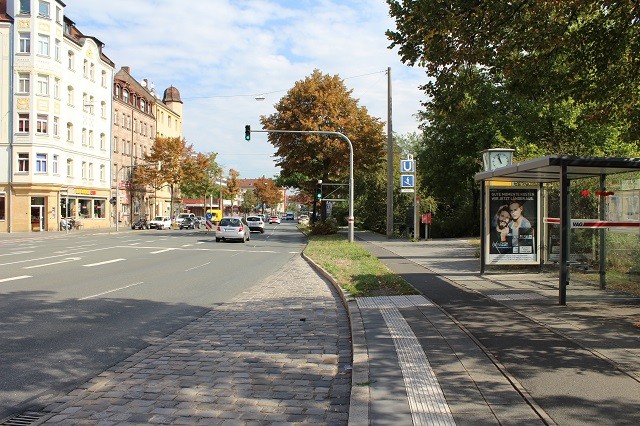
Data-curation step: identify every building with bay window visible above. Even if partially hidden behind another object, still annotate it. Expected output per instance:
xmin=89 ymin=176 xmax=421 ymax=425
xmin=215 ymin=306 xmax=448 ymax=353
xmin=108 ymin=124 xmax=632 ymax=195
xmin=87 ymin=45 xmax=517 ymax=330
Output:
xmin=0 ymin=0 xmax=115 ymax=232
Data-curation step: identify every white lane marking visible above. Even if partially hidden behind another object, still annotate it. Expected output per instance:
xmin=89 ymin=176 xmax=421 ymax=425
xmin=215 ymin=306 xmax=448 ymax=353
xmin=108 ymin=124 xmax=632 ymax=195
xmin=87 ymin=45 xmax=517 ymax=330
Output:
xmin=83 ymin=258 xmax=125 ymax=267
xmin=185 ymin=262 xmax=210 ymax=271
xmin=79 ymin=281 xmax=144 ymax=300
xmin=0 ymin=275 xmax=32 ymax=283
xmin=129 ymin=242 xmax=141 ymax=246
xmin=150 ymin=248 xmax=175 ymax=254
xmin=24 ymin=257 xmax=81 ymax=269
xmin=0 ymin=251 xmax=34 ymax=257
xmin=0 ymin=246 xmax=112 ymax=267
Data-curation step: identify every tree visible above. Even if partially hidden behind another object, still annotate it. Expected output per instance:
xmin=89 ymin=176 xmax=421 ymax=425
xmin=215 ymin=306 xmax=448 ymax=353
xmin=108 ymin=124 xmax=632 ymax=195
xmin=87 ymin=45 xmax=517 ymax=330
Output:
xmin=144 ymin=136 xmax=194 ymax=221
xmin=260 ymin=69 xmax=386 ymax=221
xmin=253 ymin=176 xmax=283 ymax=215
xmin=180 ymin=152 xmax=221 ymax=212
xmin=225 ymin=169 xmax=241 ymax=213
xmin=240 ymin=189 xmax=257 ymax=213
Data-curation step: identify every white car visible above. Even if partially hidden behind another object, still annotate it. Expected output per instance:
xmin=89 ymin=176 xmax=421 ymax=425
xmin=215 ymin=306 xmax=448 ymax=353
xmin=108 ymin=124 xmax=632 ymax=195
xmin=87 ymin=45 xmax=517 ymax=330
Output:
xmin=175 ymin=213 xmax=195 ymax=225
xmin=245 ymin=216 xmax=265 ymax=233
xmin=149 ymin=216 xmax=171 ymax=229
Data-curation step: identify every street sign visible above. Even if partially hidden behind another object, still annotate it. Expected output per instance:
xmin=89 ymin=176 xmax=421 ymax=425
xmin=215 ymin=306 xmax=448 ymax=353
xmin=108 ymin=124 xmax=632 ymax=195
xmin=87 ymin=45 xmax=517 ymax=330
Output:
xmin=400 ymin=174 xmax=414 ymax=188
xmin=205 ymin=212 xmax=212 ymax=221
xmin=400 ymin=156 xmax=415 ymax=173
xmin=400 ymin=188 xmax=415 ymax=193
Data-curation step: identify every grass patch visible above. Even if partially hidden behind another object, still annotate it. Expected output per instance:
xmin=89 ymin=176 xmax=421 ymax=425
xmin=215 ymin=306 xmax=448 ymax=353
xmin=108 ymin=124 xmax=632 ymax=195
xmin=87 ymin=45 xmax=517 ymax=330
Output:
xmin=304 ymin=234 xmax=417 ymax=297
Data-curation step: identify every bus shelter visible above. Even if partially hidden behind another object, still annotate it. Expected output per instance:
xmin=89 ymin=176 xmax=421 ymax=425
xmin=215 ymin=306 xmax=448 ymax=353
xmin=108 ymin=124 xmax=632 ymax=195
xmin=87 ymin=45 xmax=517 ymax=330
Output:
xmin=475 ymin=155 xmax=640 ymax=305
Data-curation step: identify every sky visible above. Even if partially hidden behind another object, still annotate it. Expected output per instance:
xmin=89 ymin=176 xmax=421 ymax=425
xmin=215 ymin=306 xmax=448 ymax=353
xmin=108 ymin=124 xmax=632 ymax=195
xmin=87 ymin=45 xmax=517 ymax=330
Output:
xmin=64 ymin=0 xmax=428 ymax=179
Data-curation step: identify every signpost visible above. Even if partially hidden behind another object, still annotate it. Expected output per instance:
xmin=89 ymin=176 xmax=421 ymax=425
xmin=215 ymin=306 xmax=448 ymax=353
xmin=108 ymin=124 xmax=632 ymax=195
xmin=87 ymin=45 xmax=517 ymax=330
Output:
xmin=400 ymin=155 xmax=417 ymax=239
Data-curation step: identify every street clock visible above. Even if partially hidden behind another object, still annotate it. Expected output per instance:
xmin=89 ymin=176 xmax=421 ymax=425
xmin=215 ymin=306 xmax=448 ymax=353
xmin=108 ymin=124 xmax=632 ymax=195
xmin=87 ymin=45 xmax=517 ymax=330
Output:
xmin=482 ymin=148 xmax=515 ymax=171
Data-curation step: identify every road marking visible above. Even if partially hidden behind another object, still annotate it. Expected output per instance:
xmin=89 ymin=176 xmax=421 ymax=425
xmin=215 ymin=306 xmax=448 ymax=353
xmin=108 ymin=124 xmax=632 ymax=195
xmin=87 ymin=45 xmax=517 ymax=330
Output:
xmin=83 ymin=258 xmax=125 ymax=267
xmin=24 ymin=257 xmax=81 ymax=269
xmin=79 ymin=281 xmax=144 ymax=300
xmin=185 ymin=262 xmax=210 ymax=271
xmin=0 ymin=250 xmax=34 ymax=257
xmin=150 ymin=248 xmax=175 ymax=254
xmin=0 ymin=275 xmax=32 ymax=283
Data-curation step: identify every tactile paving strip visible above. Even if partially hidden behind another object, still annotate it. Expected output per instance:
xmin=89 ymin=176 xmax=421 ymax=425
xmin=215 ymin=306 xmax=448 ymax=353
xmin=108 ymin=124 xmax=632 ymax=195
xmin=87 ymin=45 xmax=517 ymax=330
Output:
xmin=357 ymin=296 xmax=455 ymax=426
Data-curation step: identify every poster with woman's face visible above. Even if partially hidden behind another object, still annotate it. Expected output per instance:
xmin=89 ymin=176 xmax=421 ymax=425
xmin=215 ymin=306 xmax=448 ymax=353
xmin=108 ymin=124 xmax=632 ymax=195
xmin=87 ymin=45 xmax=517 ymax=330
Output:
xmin=486 ymin=187 xmax=540 ymax=265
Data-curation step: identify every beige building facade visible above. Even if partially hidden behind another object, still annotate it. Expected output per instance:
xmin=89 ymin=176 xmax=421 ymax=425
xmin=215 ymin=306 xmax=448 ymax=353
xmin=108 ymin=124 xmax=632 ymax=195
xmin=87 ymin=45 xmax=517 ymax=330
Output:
xmin=1 ymin=0 xmax=115 ymax=232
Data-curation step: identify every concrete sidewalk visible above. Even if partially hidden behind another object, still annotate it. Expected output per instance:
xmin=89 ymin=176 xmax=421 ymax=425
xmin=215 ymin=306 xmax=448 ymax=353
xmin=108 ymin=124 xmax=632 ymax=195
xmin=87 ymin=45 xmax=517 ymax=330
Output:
xmin=352 ymin=231 xmax=640 ymax=425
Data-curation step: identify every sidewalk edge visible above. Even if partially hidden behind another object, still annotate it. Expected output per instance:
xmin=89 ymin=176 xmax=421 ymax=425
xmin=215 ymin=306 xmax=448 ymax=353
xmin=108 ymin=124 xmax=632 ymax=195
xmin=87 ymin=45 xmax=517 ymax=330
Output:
xmin=301 ymin=252 xmax=369 ymax=426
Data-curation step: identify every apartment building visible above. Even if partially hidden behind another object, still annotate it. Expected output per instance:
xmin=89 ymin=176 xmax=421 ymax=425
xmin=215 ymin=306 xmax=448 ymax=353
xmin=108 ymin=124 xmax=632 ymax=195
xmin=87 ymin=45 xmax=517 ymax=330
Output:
xmin=0 ymin=0 xmax=115 ymax=232
xmin=111 ymin=68 xmax=183 ymax=224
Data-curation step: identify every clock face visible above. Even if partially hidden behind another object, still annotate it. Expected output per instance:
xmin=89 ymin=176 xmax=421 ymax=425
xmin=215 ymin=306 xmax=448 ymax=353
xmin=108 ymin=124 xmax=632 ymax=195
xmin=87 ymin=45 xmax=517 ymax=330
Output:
xmin=490 ymin=152 xmax=509 ymax=169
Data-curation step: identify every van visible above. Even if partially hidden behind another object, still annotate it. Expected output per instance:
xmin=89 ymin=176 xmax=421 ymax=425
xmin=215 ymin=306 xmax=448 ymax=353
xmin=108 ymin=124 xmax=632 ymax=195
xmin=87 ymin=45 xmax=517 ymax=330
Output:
xmin=285 ymin=212 xmax=295 ymax=220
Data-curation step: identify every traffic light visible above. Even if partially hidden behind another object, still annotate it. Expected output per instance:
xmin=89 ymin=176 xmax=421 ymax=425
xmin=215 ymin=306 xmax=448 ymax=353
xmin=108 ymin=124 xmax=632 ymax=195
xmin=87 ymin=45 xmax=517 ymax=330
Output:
xmin=245 ymin=125 xmax=251 ymax=141
xmin=315 ymin=180 xmax=322 ymax=200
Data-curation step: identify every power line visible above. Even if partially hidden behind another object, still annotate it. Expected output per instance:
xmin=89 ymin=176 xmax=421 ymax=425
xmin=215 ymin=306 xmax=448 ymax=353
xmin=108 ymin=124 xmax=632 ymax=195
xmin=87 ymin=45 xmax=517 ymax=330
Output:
xmin=182 ymin=70 xmax=387 ymax=100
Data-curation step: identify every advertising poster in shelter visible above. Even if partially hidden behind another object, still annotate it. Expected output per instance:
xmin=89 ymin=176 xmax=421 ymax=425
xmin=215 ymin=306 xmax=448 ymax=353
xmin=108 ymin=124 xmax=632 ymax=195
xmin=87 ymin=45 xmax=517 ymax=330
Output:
xmin=486 ymin=187 xmax=540 ymax=265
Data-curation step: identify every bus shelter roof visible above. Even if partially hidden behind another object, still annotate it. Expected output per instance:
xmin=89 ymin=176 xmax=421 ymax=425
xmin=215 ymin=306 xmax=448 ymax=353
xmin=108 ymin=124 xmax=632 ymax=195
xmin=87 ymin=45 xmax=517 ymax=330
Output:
xmin=474 ymin=155 xmax=640 ymax=183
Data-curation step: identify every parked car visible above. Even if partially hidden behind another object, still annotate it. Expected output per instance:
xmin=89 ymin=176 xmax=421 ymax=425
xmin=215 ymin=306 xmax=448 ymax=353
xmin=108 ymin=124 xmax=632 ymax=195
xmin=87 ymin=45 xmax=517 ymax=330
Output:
xmin=285 ymin=212 xmax=295 ymax=221
xmin=179 ymin=216 xmax=197 ymax=229
xmin=175 ymin=212 xmax=195 ymax=225
xmin=131 ymin=218 xmax=149 ymax=230
xmin=245 ymin=216 xmax=265 ymax=233
xmin=215 ymin=216 xmax=250 ymax=243
xmin=196 ymin=216 xmax=206 ymax=227
xmin=149 ymin=216 xmax=171 ymax=229
xmin=269 ymin=216 xmax=281 ymax=224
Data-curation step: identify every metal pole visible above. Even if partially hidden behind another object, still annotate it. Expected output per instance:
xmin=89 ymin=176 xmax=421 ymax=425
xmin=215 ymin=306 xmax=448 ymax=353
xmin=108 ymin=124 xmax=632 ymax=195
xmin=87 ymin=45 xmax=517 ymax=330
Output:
xmin=386 ymin=67 xmax=394 ymax=238
xmin=252 ymin=129 xmax=354 ymax=242
xmin=599 ymin=174 xmax=606 ymax=289
xmin=559 ymin=164 xmax=569 ymax=305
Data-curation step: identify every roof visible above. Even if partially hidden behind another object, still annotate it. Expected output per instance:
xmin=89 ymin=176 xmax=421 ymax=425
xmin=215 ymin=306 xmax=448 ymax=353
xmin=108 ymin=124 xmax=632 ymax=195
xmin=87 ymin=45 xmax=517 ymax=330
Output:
xmin=474 ymin=155 xmax=640 ymax=183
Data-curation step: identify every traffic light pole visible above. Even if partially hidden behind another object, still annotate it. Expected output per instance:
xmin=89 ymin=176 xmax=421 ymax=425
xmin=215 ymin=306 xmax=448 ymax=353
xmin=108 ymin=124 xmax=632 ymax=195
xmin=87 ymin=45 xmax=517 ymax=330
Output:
xmin=249 ymin=129 xmax=354 ymax=243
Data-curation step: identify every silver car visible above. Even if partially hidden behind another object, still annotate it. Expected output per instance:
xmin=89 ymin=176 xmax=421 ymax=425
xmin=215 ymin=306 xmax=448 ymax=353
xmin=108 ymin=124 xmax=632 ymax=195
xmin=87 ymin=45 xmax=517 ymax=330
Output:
xmin=215 ymin=216 xmax=251 ymax=243
xmin=245 ymin=215 xmax=265 ymax=233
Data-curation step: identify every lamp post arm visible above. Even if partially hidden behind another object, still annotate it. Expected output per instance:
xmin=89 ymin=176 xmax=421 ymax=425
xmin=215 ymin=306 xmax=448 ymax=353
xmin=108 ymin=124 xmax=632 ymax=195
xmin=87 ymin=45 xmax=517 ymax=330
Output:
xmin=251 ymin=129 xmax=354 ymax=243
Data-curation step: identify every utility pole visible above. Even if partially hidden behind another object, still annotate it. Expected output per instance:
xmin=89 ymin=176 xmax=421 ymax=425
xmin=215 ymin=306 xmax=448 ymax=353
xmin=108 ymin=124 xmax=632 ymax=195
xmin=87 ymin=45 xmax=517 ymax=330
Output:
xmin=386 ymin=67 xmax=394 ymax=238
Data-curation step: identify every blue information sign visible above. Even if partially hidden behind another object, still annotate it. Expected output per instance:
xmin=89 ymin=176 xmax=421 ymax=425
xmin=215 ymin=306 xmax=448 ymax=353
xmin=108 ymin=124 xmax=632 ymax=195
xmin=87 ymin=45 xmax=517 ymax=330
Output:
xmin=400 ymin=174 xmax=414 ymax=188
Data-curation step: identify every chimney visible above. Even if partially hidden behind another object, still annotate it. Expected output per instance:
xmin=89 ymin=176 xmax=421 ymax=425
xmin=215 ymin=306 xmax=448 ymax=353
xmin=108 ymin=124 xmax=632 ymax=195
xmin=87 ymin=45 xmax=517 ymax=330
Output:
xmin=122 ymin=66 xmax=130 ymax=74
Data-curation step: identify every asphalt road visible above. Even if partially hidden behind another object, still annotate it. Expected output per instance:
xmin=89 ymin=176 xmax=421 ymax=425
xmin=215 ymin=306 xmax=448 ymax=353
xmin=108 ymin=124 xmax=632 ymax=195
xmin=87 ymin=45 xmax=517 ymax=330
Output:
xmin=0 ymin=222 xmax=306 ymax=419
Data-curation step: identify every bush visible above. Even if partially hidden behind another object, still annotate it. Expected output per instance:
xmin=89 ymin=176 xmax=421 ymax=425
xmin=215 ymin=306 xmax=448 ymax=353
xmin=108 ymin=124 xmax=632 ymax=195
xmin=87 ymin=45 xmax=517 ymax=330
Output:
xmin=310 ymin=218 xmax=339 ymax=235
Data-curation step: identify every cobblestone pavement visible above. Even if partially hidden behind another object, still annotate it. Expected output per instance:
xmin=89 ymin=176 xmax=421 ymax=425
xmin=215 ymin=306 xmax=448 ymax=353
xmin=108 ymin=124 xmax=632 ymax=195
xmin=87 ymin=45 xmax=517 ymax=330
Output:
xmin=40 ymin=255 xmax=352 ymax=425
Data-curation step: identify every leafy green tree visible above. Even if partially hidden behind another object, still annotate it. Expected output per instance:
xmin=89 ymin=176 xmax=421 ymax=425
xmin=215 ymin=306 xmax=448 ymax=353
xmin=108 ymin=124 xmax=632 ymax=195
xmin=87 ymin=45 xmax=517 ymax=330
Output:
xmin=260 ymin=69 xmax=386 ymax=221
xmin=240 ymin=189 xmax=257 ymax=214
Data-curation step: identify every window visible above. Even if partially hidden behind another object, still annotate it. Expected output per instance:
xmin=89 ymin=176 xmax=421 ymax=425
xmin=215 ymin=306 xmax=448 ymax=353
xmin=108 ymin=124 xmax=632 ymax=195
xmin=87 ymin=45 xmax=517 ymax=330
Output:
xmin=100 ymin=164 xmax=105 ymax=181
xmin=83 ymin=59 xmax=87 ymax=77
xmin=67 ymin=159 xmax=73 ymax=177
xmin=53 ymin=116 xmax=59 ymax=137
xmin=81 ymin=161 xmax=87 ymax=179
xmin=53 ymin=78 xmax=60 ymax=99
xmin=94 ymin=198 xmax=105 ymax=218
xmin=67 ymin=86 xmax=74 ymax=106
xmin=100 ymin=133 xmax=106 ymax=150
xmin=90 ymin=63 xmax=95 ymax=81
xmin=36 ymin=153 xmax=47 ymax=173
xmin=78 ymin=198 xmax=91 ymax=218
xmin=123 ymin=90 xmax=129 ymax=103
xmin=101 ymin=70 xmax=107 ymax=88
xmin=19 ymin=33 xmax=31 ymax=53
xmin=54 ymin=39 xmax=60 ymax=61
xmin=56 ymin=6 xmax=61 ymax=23
xmin=19 ymin=0 xmax=30 ymax=14
xmin=36 ymin=114 xmax=48 ymax=134
xmin=18 ymin=73 xmax=30 ymax=94
xmin=101 ymin=101 xmax=106 ymax=118
xmin=52 ymin=154 xmax=59 ymax=174
xmin=66 ymin=123 xmax=73 ymax=142
xmin=140 ymin=99 xmax=146 ymax=112
xmin=88 ymin=130 xmax=94 ymax=147
xmin=39 ymin=1 xmax=50 ymax=17
xmin=18 ymin=153 xmax=29 ymax=172
xmin=89 ymin=96 xmax=94 ymax=114
xmin=81 ymin=128 xmax=86 ymax=145
xmin=88 ymin=163 xmax=94 ymax=180
xmin=113 ymin=136 xmax=118 ymax=153
xmin=67 ymin=51 xmax=74 ymax=70
xmin=18 ymin=113 xmax=29 ymax=133
xmin=37 ymin=34 xmax=50 ymax=56
xmin=37 ymin=74 xmax=49 ymax=96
